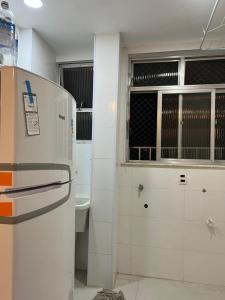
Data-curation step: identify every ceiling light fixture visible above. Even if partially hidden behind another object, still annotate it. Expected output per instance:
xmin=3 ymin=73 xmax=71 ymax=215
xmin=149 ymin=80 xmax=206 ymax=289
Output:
xmin=24 ymin=0 xmax=43 ymax=9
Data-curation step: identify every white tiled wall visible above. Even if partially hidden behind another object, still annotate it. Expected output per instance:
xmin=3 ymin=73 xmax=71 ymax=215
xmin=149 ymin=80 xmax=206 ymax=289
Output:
xmin=117 ymin=166 xmax=225 ymax=286
xmin=75 ymin=143 xmax=92 ymax=197
xmin=87 ymin=33 xmax=120 ymax=288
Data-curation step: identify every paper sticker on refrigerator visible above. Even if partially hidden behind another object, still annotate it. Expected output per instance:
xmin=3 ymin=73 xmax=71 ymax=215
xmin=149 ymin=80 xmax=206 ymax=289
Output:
xmin=25 ymin=112 xmax=40 ymax=136
xmin=23 ymin=93 xmax=40 ymax=136
xmin=23 ymin=93 xmax=38 ymax=112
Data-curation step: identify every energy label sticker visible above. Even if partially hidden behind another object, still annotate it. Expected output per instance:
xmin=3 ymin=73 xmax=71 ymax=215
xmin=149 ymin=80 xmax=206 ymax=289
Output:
xmin=25 ymin=112 xmax=40 ymax=136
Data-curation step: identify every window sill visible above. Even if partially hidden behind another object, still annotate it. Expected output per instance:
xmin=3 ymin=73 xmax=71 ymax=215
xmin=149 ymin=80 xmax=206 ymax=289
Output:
xmin=121 ymin=161 xmax=225 ymax=170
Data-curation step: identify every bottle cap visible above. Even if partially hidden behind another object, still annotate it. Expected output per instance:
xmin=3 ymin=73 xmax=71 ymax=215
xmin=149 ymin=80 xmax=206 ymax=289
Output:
xmin=1 ymin=1 xmax=9 ymax=9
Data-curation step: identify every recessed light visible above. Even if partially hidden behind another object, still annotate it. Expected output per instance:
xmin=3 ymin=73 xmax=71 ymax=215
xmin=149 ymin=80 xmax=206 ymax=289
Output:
xmin=24 ymin=0 xmax=43 ymax=9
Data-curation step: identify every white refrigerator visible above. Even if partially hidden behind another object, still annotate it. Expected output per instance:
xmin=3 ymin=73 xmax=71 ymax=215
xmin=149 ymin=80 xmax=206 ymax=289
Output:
xmin=0 ymin=67 xmax=76 ymax=300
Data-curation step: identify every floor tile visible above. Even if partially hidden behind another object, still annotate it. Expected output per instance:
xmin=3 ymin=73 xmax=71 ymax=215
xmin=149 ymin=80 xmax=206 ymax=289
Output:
xmin=74 ymin=274 xmax=225 ymax=300
xmin=115 ymin=279 xmax=139 ymax=300
xmin=74 ymin=287 xmax=100 ymax=300
xmin=136 ymin=277 xmax=225 ymax=300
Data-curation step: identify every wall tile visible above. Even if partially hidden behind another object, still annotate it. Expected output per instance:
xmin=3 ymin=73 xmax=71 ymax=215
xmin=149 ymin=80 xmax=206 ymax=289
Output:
xmin=187 ymin=170 xmax=225 ymax=191
xmin=92 ymin=159 xmax=115 ymax=190
xmin=91 ymin=189 xmax=113 ymax=222
xmin=131 ymin=246 xmax=183 ymax=280
xmin=87 ymin=253 xmax=112 ymax=288
xmin=132 ymin=188 xmax=185 ymax=220
xmin=131 ymin=217 xmax=183 ymax=250
xmin=184 ymin=221 xmax=225 ymax=255
xmin=118 ymin=187 xmax=133 ymax=216
xmin=185 ymin=190 xmax=225 ymax=222
xmin=131 ymin=168 xmax=184 ymax=189
xmin=117 ymin=244 xmax=132 ymax=274
xmin=93 ymin=127 xmax=116 ymax=159
xmin=184 ymin=251 xmax=225 ymax=286
xmin=118 ymin=167 xmax=133 ymax=187
xmin=118 ymin=216 xmax=132 ymax=245
xmin=75 ymin=184 xmax=91 ymax=197
xmin=89 ymin=221 xmax=112 ymax=255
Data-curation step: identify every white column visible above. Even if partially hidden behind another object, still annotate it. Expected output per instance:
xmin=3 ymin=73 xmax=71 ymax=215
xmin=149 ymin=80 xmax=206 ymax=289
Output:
xmin=87 ymin=33 xmax=120 ymax=288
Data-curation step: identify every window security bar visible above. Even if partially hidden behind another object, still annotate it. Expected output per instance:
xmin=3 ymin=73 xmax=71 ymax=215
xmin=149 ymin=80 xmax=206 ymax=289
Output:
xmin=129 ymin=147 xmax=225 ymax=161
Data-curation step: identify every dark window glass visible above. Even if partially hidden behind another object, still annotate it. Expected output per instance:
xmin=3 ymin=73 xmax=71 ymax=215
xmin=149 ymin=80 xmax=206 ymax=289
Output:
xmin=181 ymin=93 xmax=211 ymax=159
xmin=63 ymin=66 xmax=93 ymax=108
xmin=133 ymin=62 xmax=179 ymax=86
xmin=129 ymin=93 xmax=157 ymax=160
xmin=215 ymin=93 xmax=225 ymax=160
xmin=185 ymin=59 xmax=225 ymax=85
xmin=76 ymin=112 xmax=92 ymax=140
xmin=161 ymin=94 xmax=179 ymax=159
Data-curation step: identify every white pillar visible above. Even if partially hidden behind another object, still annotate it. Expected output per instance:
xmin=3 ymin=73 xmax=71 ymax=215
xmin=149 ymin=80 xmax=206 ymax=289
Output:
xmin=87 ymin=33 xmax=120 ymax=288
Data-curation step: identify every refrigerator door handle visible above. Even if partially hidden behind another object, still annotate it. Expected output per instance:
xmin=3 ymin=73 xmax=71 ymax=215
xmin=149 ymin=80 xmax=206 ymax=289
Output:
xmin=0 ymin=182 xmax=72 ymax=225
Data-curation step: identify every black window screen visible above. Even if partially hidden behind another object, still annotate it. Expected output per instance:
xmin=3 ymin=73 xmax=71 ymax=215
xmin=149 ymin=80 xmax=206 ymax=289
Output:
xmin=76 ymin=112 xmax=92 ymax=140
xmin=185 ymin=59 xmax=225 ymax=85
xmin=215 ymin=93 xmax=225 ymax=160
xmin=181 ymin=93 xmax=211 ymax=160
xmin=129 ymin=93 xmax=157 ymax=160
xmin=161 ymin=94 xmax=179 ymax=159
xmin=63 ymin=66 xmax=93 ymax=108
xmin=133 ymin=62 xmax=179 ymax=86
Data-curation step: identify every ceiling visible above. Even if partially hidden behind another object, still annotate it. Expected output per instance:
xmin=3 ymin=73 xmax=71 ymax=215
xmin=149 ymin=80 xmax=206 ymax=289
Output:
xmin=9 ymin=0 xmax=225 ymax=54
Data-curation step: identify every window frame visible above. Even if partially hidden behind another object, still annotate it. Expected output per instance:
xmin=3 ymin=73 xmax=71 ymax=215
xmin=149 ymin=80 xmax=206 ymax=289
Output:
xmin=127 ymin=55 xmax=225 ymax=164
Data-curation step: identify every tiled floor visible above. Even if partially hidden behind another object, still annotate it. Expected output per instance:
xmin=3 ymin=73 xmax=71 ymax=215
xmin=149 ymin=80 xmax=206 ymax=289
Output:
xmin=75 ymin=273 xmax=225 ymax=300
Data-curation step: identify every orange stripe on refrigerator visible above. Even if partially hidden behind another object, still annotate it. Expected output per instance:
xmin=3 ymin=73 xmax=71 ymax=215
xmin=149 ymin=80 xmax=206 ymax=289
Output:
xmin=0 ymin=172 xmax=13 ymax=187
xmin=0 ymin=202 xmax=13 ymax=217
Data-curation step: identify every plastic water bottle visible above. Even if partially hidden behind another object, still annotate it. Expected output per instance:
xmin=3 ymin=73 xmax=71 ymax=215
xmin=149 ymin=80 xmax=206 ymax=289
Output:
xmin=0 ymin=1 xmax=15 ymax=66
xmin=13 ymin=26 xmax=18 ymax=65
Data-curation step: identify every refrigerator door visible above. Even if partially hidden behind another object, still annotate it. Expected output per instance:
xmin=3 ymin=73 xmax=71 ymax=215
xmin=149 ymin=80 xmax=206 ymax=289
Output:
xmin=0 ymin=182 xmax=75 ymax=300
xmin=0 ymin=67 xmax=76 ymax=190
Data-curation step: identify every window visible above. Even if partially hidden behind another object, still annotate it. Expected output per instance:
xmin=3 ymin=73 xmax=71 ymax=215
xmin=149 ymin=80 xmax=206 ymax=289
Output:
xmin=185 ymin=59 xmax=225 ymax=85
xmin=133 ymin=61 xmax=179 ymax=86
xmin=129 ymin=93 xmax=157 ymax=160
xmin=60 ymin=64 xmax=93 ymax=141
xmin=76 ymin=111 xmax=92 ymax=140
xmin=160 ymin=91 xmax=212 ymax=160
xmin=128 ymin=57 xmax=225 ymax=163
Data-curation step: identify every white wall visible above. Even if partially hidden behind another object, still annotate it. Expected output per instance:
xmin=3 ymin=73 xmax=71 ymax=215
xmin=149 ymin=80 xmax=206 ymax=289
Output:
xmin=116 ymin=44 xmax=225 ymax=287
xmin=17 ymin=29 xmax=32 ymax=71
xmin=87 ymin=33 xmax=120 ymax=288
xmin=75 ymin=143 xmax=92 ymax=197
xmin=56 ymin=49 xmax=94 ymax=63
xmin=18 ymin=29 xmax=57 ymax=82
xmin=117 ymin=166 xmax=225 ymax=286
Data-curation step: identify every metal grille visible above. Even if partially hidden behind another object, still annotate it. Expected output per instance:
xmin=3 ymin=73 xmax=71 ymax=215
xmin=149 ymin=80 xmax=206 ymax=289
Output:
xmin=161 ymin=94 xmax=179 ymax=158
xmin=182 ymin=93 xmax=211 ymax=159
xmin=185 ymin=59 xmax=225 ymax=85
xmin=63 ymin=66 xmax=93 ymax=108
xmin=76 ymin=112 xmax=92 ymax=140
xmin=132 ymin=62 xmax=179 ymax=86
xmin=129 ymin=93 xmax=157 ymax=160
xmin=215 ymin=93 xmax=225 ymax=160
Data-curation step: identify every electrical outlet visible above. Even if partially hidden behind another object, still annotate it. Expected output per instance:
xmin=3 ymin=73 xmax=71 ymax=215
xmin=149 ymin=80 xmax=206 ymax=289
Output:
xmin=179 ymin=173 xmax=187 ymax=185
